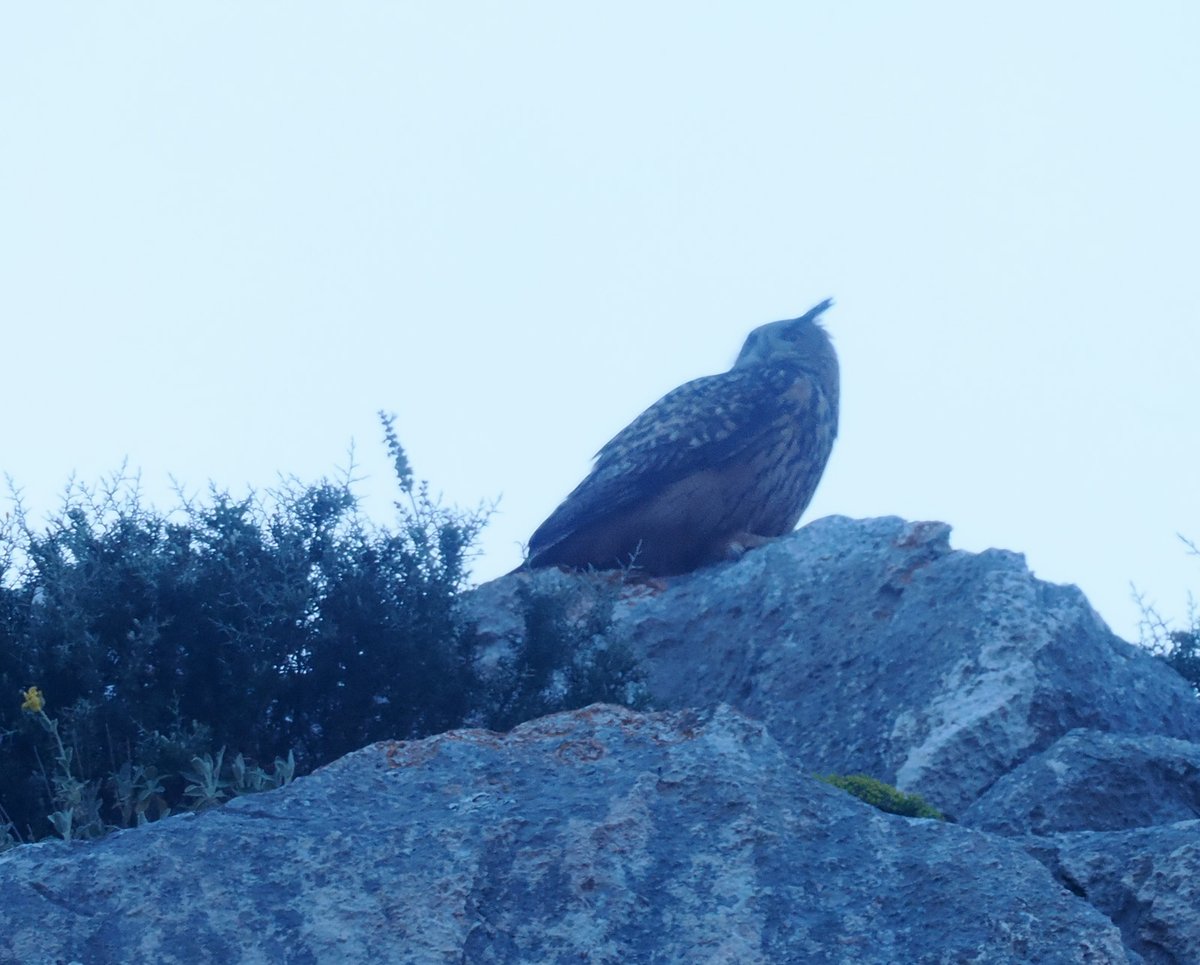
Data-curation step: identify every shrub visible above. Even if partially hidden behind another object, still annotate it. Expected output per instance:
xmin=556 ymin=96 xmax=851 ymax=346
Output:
xmin=0 ymin=414 xmax=487 ymax=842
xmin=1136 ymin=535 xmax=1200 ymax=697
xmin=1142 ymin=624 xmax=1200 ymax=697
xmin=480 ymin=578 xmax=648 ymax=732
xmin=817 ymin=773 xmax=945 ymax=820
xmin=0 ymin=414 xmax=649 ymax=845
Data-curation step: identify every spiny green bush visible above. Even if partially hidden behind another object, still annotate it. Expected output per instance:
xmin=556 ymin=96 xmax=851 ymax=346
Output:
xmin=3 ymin=412 xmax=647 ymax=847
xmin=482 ymin=579 xmax=648 ymax=732
xmin=1136 ymin=536 xmax=1200 ymax=697
xmin=817 ymin=773 xmax=945 ymax=820
xmin=1 ymin=414 xmax=647 ymax=846
xmin=1162 ymin=629 xmax=1200 ymax=695
xmin=1143 ymin=623 xmax=1200 ymax=697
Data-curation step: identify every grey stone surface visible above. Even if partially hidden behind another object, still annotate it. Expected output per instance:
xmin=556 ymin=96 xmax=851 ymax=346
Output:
xmin=963 ymin=729 xmax=1200 ymax=835
xmin=0 ymin=705 xmax=1131 ymax=965
xmin=477 ymin=516 xmax=1200 ymax=817
xmin=6 ymin=514 xmax=1197 ymax=962
xmin=1027 ymin=821 xmax=1200 ymax=965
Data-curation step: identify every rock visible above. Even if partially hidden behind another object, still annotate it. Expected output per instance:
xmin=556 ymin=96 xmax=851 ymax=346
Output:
xmin=963 ymin=729 xmax=1200 ymax=835
xmin=0 ymin=704 xmax=1132 ymax=964
xmin=477 ymin=516 xmax=1200 ymax=817
xmin=957 ymin=729 xmax=1200 ymax=963
xmin=1027 ymin=821 xmax=1200 ymax=964
xmin=6 ymin=514 xmax=1197 ymax=962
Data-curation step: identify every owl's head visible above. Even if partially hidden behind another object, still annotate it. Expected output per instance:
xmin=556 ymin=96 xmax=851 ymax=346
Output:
xmin=733 ymin=299 xmax=838 ymax=404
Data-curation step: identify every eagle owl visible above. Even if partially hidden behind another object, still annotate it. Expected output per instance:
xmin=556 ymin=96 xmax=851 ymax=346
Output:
xmin=523 ymin=300 xmax=838 ymax=576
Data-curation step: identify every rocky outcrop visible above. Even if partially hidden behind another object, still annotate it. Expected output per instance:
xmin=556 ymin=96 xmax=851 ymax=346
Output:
xmin=1027 ymin=822 xmax=1200 ymax=965
xmin=2 ymin=515 xmax=1198 ymax=962
xmin=474 ymin=516 xmax=1200 ymax=817
xmin=960 ymin=730 xmax=1200 ymax=963
xmin=0 ymin=705 xmax=1131 ymax=964
xmin=469 ymin=516 xmax=1200 ymax=962
xmin=962 ymin=730 xmax=1200 ymax=835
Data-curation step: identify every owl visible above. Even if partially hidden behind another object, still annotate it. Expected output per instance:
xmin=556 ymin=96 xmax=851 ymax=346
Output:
xmin=522 ymin=299 xmax=838 ymax=576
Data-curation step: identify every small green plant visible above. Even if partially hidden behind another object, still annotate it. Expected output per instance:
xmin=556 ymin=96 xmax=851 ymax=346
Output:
xmin=818 ymin=773 xmax=945 ymax=820
xmin=182 ymin=748 xmax=232 ymax=811
xmin=20 ymin=686 xmax=106 ymax=840
xmin=110 ymin=762 xmax=171 ymax=827
xmin=1161 ymin=628 xmax=1200 ymax=695
xmin=1135 ymin=535 xmax=1200 ymax=697
xmin=481 ymin=578 xmax=649 ymax=731
xmin=181 ymin=747 xmax=296 ymax=811
xmin=0 ymin=799 xmax=22 ymax=852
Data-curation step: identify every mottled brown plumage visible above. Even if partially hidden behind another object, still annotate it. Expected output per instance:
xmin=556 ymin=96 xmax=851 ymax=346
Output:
xmin=523 ymin=300 xmax=839 ymax=576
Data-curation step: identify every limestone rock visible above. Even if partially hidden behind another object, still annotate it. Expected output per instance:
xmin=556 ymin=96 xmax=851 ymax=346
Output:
xmin=1029 ymin=821 xmax=1200 ymax=964
xmin=0 ymin=705 xmax=1131 ymax=964
xmin=479 ymin=516 xmax=1200 ymax=817
xmin=5 ymin=514 xmax=1197 ymax=962
xmin=963 ymin=729 xmax=1200 ymax=835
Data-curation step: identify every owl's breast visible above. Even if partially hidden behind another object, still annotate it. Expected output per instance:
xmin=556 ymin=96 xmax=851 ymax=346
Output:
xmin=732 ymin=373 xmax=838 ymax=536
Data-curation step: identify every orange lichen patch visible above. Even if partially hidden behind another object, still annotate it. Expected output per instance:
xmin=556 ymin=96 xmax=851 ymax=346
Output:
xmin=617 ymin=585 xmax=661 ymax=607
xmin=881 ymin=523 xmax=951 ymax=595
xmin=378 ymin=705 xmax=712 ymax=771
xmin=379 ymin=739 xmax=439 ymax=769
xmin=895 ymin=520 xmax=950 ymax=550
xmin=378 ymin=727 xmax=514 ymax=769
xmin=579 ymin=704 xmax=706 ymax=746
xmin=618 ymin=574 xmax=670 ymax=597
xmin=574 ymin=704 xmax=648 ymax=728
xmin=513 ymin=704 xmax=690 ymax=746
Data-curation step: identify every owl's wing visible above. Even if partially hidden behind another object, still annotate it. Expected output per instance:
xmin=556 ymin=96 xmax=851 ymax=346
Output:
xmin=528 ymin=366 xmax=809 ymax=555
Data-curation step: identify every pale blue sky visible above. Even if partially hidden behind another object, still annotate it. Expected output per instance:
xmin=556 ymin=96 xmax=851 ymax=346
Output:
xmin=2 ymin=3 xmax=1197 ymax=642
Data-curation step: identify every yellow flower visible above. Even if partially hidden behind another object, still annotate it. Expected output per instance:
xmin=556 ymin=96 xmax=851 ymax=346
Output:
xmin=21 ymin=686 xmax=44 ymax=714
